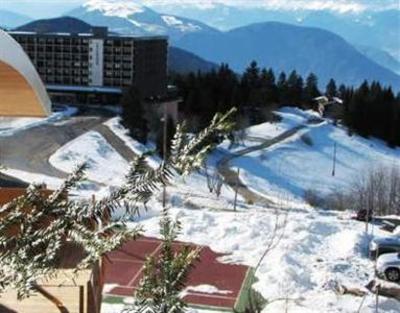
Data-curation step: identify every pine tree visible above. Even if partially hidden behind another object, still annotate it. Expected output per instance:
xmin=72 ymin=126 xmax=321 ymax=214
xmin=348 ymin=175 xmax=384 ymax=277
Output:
xmin=0 ymin=164 xmax=141 ymax=299
xmin=277 ymin=72 xmax=288 ymax=105
xmin=304 ymin=73 xmax=320 ymax=105
xmin=260 ymin=68 xmax=278 ymax=105
xmin=121 ymin=86 xmax=149 ymax=144
xmin=326 ymin=79 xmax=337 ymax=97
xmin=241 ymin=61 xmax=261 ymax=107
xmin=286 ymin=70 xmax=303 ymax=105
xmin=126 ymin=208 xmax=200 ymax=313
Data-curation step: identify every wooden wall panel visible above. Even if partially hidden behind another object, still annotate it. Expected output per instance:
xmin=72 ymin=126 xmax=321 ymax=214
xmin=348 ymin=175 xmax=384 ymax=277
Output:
xmin=0 ymin=61 xmax=47 ymax=117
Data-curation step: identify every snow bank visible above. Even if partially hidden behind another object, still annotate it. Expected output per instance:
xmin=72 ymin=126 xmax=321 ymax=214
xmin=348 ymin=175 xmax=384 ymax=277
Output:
xmin=1 ymin=167 xmax=110 ymax=199
xmin=1 ymin=168 xmax=64 ymax=190
xmin=104 ymin=117 xmax=161 ymax=169
xmin=181 ymin=284 xmax=232 ymax=299
xmin=0 ymin=105 xmax=77 ymax=137
xmin=49 ymin=131 xmax=129 ymax=186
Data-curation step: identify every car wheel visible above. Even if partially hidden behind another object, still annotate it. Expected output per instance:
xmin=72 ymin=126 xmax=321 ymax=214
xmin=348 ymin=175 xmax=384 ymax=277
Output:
xmin=385 ymin=268 xmax=400 ymax=282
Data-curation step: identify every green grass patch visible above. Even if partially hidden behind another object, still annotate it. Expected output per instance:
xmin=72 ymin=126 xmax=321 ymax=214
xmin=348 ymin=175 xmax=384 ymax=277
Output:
xmin=102 ymin=295 xmax=127 ymax=304
xmin=234 ymin=268 xmax=266 ymax=313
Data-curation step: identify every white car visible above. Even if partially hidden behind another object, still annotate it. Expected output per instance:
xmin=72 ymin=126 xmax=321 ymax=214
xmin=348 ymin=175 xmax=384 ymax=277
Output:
xmin=376 ymin=252 xmax=400 ymax=282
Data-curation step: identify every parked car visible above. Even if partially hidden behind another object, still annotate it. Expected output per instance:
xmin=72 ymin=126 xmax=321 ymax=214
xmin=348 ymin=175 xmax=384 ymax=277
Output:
xmin=354 ymin=209 xmax=373 ymax=222
xmin=376 ymin=252 xmax=400 ymax=282
xmin=369 ymin=235 xmax=400 ymax=258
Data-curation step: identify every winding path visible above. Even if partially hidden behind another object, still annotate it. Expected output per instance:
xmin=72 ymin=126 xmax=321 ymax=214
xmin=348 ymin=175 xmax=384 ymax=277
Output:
xmin=0 ymin=116 xmax=107 ymax=179
xmin=217 ymin=118 xmax=324 ymax=207
xmin=94 ymin=124 xmax=136 ymax=162
xmin=0 ymin=112 xmax=141 ymax=189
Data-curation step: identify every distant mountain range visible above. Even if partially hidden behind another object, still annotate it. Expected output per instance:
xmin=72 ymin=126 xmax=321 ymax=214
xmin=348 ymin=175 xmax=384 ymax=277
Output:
xmin=66 ymin=1 xmax=219 ymax=41
xmin=15 ymin=16 xmax=216 ymax=74
xmin=357 ymin=45 xmax=400 ymax=75
xmin=0 ymin=10 xmax=32 ymax=29
xmin=174 ymin=22 xmax=400 ymax=89
xmin=152 ymin=3 xmax=400 ymax=61
xmin=15 ymin=16 xmax=93 ymax=34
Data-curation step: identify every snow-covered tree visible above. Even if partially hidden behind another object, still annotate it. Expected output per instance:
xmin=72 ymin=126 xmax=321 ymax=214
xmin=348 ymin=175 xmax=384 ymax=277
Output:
xmin=126 ymin=208 xmax=199 ymax=313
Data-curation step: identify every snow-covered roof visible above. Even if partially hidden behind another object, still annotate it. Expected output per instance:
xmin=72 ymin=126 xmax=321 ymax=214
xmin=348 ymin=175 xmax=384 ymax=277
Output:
xmin=333 ymin=97 xmax=344 ymax=104
xmin=314 ymin=96 xmax=329 ymax=102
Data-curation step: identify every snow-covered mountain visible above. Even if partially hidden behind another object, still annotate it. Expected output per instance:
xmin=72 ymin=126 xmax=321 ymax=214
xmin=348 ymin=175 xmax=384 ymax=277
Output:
xmin=175 ymin=22 xmax=400 ymax=89
xmin=151 ymin=3 xmax=400 ymax=60
xmin=66 ymin=0 xmax=219 ymax=41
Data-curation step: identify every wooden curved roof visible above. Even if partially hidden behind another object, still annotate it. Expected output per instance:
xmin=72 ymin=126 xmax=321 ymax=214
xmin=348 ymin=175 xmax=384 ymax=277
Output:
xmin=0 ymin=61 xmax=49 ymax=117
xmin=0 ymin=30 xmax=51 ymax=117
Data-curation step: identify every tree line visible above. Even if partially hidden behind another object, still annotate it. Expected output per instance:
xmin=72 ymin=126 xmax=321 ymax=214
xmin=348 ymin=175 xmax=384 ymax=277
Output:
xmin=340 ymin=81 xmax=400 ymax=147
xmin=172 ymin=61 xmax=400 ymax=147
xmin=122 ymin=61 xmax=400 ymax=149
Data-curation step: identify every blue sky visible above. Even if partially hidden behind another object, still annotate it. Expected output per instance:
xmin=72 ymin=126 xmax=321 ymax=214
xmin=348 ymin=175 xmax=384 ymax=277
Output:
xmin=1 ymin=0 xmax=398 ymax=19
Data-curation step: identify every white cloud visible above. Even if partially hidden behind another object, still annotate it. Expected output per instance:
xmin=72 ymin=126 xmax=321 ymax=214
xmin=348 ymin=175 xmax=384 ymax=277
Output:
xmin=141 ymin=0 xmax=399 ymax=12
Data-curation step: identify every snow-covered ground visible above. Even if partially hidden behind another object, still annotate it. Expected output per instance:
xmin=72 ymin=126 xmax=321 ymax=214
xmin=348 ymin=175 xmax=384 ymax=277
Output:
xmin=100 ymin=110 xmax=399 ymax=313
xmin=246 ymin=107 xmax=318 ymax=140
xmin=221 ymin=107 xmax=319 ymax=152
xmin=230 ymin=109 xmax=400 ymax=200
xmin=49 ymin=130 xmax=129 ymax=186
xmin=125 ymin=201 xmax=398 ymax=313
xmin=0 ymin=105 xmax=77 ymax=137
xmin=3 ymin=108 xmax=400 ymax=313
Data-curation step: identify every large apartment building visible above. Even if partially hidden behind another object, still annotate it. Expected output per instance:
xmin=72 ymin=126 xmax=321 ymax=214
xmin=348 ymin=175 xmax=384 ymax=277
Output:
xmin=8 ymin=27 xmax=168 ymax=104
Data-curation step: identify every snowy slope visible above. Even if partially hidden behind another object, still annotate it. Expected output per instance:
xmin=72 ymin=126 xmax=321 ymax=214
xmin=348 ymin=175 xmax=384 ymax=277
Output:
xmin=229 ymin=108 xmax=400 ymax=200
xmin=67 ymin=0 xmax=219 ymax=41
xmin=49 ymin=130 xmax=129 ymax=186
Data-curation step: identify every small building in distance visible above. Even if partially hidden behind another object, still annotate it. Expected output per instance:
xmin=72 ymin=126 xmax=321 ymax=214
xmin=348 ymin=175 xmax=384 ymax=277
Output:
xmin=8 ymin=27 xmax=168 ymax=105
xmin=0 ymin=29 xmax=52 ymax=117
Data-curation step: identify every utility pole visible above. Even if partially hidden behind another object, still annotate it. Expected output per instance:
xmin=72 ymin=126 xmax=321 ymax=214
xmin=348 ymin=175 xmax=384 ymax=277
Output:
xmin=233 ymin=168 xmax=240 ymax=212
xmin=375 ymin=246 xmax=380 ymax=313
xmin=162 ymin=102 xmax=168 ymax=208
xmin=332 ymin=142 xmax=337 ymax=177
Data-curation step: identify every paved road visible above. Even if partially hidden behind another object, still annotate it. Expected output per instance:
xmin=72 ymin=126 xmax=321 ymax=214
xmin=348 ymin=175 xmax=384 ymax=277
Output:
xmin=94 ymin=124 xmax=137 ymax=162
xmin=217 ymin=125 xmax=307 ymax=207
xmin=0 ymin=116 xmax=107 ymax=178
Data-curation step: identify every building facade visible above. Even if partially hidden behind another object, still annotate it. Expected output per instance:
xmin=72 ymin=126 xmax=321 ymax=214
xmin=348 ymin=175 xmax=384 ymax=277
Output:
xmin=8 ymin=27 xmax=168 ymax=104
xmin=0 ymin=29 xmax=51 ymax=117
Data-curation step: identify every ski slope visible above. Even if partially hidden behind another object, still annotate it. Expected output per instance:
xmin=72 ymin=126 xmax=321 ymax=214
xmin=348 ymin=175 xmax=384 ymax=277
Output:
xmin=229 ymin=108 xmax=400 ymax=200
